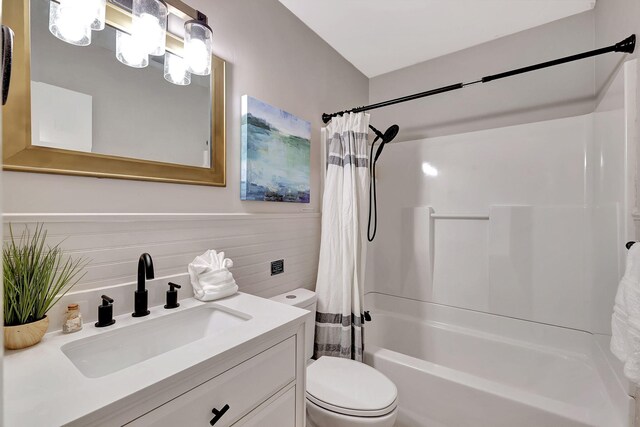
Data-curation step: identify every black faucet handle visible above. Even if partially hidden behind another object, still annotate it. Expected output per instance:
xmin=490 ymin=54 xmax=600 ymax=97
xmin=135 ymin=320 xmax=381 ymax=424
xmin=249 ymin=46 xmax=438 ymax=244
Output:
xmin=100 ymin=295 xmax=114 ymax=306
xmin=165 ymin=282 xmax=181 ymax=309
xmin=96 ymin=295 xmax=116 ymax=327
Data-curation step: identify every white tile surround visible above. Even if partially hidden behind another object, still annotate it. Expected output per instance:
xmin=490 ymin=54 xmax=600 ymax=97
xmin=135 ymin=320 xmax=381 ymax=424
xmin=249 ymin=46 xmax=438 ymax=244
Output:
xmin=366 ymin=60 xmax=639 ymax=336
xmin=2 ymin=213 xmax=320 ymax=331
xmin=367 ymin=113 xmax=621 ymax=334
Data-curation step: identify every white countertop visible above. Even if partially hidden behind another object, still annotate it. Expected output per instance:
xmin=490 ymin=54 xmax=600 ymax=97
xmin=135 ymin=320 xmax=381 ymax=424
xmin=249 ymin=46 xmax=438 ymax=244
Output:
xmin=4 ymin=292 xmax=308 ymax=426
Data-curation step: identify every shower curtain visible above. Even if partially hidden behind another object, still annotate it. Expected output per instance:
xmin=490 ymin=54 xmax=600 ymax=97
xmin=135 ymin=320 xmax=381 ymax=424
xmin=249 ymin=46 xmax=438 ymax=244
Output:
xmin=314 ymin=112 xmax=370 ymax=361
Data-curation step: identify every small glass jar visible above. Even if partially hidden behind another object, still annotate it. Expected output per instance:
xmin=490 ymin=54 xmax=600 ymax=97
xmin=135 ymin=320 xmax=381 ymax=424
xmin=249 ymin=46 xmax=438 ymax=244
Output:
xmin=62 ymin=303 xmax=83 ymax=333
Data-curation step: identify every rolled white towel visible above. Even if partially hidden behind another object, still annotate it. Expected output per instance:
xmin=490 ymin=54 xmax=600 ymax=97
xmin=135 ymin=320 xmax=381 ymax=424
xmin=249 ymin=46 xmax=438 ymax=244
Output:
xmin=188 ymin=250 xmax=238 ymax=302
xmin=611 ymin=243 xmax=640 ymax=383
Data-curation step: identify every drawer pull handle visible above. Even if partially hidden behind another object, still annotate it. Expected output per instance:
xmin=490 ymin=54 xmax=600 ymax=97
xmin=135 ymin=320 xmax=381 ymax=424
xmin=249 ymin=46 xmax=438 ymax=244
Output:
xmin=209 ymin=404 xmax=230 ymax=426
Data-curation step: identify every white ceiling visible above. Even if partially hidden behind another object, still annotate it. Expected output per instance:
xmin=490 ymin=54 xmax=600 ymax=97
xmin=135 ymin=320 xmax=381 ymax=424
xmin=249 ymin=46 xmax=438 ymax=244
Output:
xmin=278 ymin=0 xmax=596 ymax=77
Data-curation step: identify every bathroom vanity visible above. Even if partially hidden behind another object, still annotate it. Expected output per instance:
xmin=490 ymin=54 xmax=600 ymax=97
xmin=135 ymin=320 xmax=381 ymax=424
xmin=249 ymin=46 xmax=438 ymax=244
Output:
xmin=4 ymin=293 xmax=308 ymax=427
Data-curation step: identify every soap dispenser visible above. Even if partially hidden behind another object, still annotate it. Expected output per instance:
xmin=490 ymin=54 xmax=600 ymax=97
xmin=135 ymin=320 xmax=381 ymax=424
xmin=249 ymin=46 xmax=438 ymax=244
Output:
xmin=164 ymin=282 xmax=181 ymax=309
xmin=95 ymin=295 xmax=116 ymax=327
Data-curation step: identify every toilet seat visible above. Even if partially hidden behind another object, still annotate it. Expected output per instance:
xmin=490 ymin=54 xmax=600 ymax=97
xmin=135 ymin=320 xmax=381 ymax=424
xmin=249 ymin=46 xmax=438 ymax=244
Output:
xmin=306 ymin=392 xmax=397 ymax=417
xmin=306 ymin=356 xmax=398 ymax=418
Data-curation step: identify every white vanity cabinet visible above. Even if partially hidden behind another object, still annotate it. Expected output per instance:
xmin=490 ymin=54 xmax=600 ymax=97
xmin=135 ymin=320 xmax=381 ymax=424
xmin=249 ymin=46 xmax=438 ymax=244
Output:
xmin=235 ymin=386 xmax=297 ymax=426
xmin=126 ymin=336 xmax=298 ymax=427
xmin=5 ymin=294 xmax=308 ymax=427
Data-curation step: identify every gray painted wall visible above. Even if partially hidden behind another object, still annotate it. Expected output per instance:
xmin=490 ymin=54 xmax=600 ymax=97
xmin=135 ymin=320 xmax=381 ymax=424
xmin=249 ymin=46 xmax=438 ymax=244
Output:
xmin=4 ymin=0 xmax=368 ymax=214
xmin=368 ymin=11 xmax=597 ymax=142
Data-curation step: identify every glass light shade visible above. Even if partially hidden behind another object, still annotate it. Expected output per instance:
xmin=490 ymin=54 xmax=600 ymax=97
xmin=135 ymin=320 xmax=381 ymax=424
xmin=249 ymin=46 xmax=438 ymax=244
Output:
xmin=87 ymin=0 xmax=107 ymax=31
xmin=49 ymin=0 xmax=92 ymax=46
xmin=184 ymin=20 xmax=213 ymax=76
xmin=116 ymin=30 xmax=149 ymax=68
xmin=132 ymin=0 xmax=168 ymax=56
xmin=164 ymin=52 xmax=191 ymax=85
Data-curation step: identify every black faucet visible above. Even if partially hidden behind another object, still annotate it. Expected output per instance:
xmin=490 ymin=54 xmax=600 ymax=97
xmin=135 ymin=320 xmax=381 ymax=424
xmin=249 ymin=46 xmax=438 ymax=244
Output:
xmin=133 ymin=253 xmax=154 ymax=317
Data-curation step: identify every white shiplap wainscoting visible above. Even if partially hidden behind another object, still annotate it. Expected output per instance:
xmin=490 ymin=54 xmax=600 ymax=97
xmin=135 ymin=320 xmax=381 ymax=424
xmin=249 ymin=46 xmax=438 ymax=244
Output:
xmin=3 ymin=213 xmax=320 ymax=331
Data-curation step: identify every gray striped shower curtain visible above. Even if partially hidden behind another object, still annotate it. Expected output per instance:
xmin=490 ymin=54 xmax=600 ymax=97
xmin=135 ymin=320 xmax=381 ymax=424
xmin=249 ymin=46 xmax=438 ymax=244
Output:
xmin=314 ymin=112 xmax=370 ymax=361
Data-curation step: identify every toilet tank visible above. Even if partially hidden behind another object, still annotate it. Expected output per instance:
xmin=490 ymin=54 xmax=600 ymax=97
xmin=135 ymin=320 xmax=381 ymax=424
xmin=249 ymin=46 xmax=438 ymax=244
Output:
xmin=270 ymin=288 xmax=316 ymax=360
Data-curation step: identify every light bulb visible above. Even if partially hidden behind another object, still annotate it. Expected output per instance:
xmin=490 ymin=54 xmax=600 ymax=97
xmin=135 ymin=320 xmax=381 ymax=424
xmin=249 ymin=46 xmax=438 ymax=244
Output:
xmin=57 ymin=15 xmax=86 ymax=41
xmin=87 ymin=0 xmax=107 ymax=31
xmin=184 ymin=20 xmax=213 ymax=76
xmin=56 ymin=0 xmax=105 ymax=28
xmin=116 ymin=30 xmax=149 ymax=68
xmin=133 ymin=13 xmax=162 ymax=54
xmin=164 ymin=52 xmax=191 ymax=85
xmin=185 ymin=39 xmax=208 ymax=74
xmin=132 ymin=0 xmax=168 ymax=56
xmin=49 ymin=0 xmax=91 ymax=46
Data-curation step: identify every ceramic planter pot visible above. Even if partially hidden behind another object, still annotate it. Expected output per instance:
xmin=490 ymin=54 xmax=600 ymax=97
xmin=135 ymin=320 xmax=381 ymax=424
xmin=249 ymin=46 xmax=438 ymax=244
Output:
xmin=4 ymin=316 xmax=49 ymax=350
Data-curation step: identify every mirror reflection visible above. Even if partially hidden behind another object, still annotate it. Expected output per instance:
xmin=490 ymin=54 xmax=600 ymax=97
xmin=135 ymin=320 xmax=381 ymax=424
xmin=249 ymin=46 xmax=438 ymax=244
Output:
xmin=29 ymin=0 xmax=212 ymax=168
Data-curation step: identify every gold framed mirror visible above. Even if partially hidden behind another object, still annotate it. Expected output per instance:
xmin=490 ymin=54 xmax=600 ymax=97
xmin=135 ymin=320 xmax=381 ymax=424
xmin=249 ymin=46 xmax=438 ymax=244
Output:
xmin=2 ymin=0 xmax=226 ymax=186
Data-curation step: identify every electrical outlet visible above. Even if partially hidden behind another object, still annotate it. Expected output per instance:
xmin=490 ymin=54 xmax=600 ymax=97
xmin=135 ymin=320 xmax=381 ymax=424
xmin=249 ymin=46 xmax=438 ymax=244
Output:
xmin=271 ymin=259 xmax=284 ymax=276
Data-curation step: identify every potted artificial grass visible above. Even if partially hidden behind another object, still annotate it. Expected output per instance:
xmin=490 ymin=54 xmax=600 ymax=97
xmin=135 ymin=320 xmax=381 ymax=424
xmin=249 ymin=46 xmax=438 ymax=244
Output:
xmin=3 ymin=224 xmax=87 ymax=349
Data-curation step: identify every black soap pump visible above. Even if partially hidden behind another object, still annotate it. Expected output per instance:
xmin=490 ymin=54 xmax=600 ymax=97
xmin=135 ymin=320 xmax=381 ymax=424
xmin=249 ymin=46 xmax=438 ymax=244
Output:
xmin=164 ymin=282 xmax=181 ymax=309
xmin=95 ymin=295 xmax=116 ymax=327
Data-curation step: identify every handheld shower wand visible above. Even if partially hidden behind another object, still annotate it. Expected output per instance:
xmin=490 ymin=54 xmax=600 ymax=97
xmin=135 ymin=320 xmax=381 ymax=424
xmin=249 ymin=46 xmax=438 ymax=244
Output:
xmin=368 ymin=124 xmax=400 ymax=242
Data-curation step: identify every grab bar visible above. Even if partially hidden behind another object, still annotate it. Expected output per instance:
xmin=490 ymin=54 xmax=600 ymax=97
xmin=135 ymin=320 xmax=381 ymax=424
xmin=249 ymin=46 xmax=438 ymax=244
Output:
xmin=430 ymin=213 xmax=490 ymax=220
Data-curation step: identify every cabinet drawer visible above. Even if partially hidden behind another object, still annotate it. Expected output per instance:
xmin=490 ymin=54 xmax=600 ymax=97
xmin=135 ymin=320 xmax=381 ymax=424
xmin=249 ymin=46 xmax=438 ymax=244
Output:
xmin=234 ymin=385 xmax=296 ymax=427
xmin=126 ymin=336 xmax=296 ymax=427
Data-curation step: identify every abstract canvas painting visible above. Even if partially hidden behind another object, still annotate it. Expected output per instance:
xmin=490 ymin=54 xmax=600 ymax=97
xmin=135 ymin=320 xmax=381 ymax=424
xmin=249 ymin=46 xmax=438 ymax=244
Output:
xmin=241 ymin=95 xmax=311 ymax=203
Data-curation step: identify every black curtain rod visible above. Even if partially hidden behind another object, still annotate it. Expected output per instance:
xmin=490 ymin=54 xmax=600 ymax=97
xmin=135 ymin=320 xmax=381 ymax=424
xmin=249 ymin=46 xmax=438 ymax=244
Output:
xmin=322 ymin=34 xmax=636 ymax=124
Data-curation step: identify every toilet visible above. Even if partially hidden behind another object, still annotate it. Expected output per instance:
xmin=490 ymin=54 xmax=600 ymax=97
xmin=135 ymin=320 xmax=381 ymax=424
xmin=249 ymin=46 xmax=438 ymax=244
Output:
xmin=271 ymin=289 xmax=398 ymax=427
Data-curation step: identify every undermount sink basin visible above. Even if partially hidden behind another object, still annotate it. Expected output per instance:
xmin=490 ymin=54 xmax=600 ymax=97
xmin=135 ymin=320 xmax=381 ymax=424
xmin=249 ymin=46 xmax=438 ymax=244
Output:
xmin=61 ymin=304 xmax=251 ymax=378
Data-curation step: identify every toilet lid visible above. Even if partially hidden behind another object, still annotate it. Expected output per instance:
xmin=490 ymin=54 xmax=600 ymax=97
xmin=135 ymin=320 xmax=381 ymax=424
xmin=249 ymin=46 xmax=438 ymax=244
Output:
xmin=306 ymin=356 xmax=398 ymax=417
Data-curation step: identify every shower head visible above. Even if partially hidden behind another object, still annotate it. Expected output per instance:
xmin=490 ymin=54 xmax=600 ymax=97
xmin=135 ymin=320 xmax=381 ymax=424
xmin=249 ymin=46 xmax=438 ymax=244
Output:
xmin=383 ymin=124 xmax=400 ymax=144
xmin=371 ymin=124 xmax=400 ymax=162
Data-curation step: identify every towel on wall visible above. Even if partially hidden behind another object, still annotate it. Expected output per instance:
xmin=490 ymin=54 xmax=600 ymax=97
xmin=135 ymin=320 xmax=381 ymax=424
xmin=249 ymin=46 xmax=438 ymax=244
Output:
xmin=611 ymin=243 xmax=640 ymax=383
xmin=188 ymin=250 xmax=238 ymax=301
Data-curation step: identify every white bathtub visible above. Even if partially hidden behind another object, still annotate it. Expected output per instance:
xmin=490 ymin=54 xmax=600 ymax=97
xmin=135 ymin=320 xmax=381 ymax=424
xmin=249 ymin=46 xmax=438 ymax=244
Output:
xmin=363 ymin=293 xmax=633 ymax=427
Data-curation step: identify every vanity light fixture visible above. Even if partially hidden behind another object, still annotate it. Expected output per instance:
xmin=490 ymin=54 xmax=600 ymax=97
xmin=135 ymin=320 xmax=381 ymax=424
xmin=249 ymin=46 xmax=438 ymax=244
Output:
xmin=184 ymin=20 xmax=213 ymax=76
xmin=164 ymin=52 xmax=191 ymax=85
xmin=116 ymin=30 xmax=149 ymax=68
xmin=132 ymin=0 xmax=168 ymax=56
xmin=47 ymin=0 xmax=213 ymax=84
